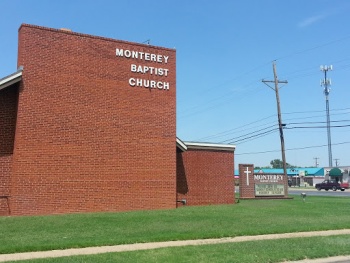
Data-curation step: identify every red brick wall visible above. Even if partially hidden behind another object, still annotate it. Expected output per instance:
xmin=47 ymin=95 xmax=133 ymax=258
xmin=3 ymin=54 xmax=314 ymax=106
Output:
xmin=176 ymin=149 xmax=235 ymax=206
xmin=239 ymin=164 xmax=255 ymax=199
xmin=9 ymin=24 xmax=176 ymax=215
xmin=0 ymin=84 xmax=18 ymax=215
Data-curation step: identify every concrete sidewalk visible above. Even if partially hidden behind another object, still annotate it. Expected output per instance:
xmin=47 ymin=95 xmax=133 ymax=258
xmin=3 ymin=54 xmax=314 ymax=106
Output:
xmin=0 ymin=229 xmax=349 ymax=262
xmin=288 ymin=187 xmax=318 ymax=191
xmin=285 ymin=255 xmax=350 ymax=263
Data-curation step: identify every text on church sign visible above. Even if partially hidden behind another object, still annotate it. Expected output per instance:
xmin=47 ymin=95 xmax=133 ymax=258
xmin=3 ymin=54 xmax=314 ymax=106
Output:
xmin=254 ymin=174 xmax=285 ymax=196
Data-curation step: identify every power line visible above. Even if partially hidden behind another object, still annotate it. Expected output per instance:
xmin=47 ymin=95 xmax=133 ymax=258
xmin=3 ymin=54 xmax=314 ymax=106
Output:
xmin=235 ymin=141 xmax=350 ymax=156
xmin=236 ymin=124 xmax=350 ymax=145
xmin=286 ymin=119 xmax=350 ymax=125
xmin=178 ymin=80 xmax=263 ymax=118
xmin=275 ymin=35 xmax=350 ymax=61
xmin=286 ymin=124 xmax=350 ymax=129
xmin=220 ymin=121 xmax=350 ymax=146
xmin=225 ymin=123 xmax=350 ymax=146
xmin=283 ymin=111 xmax=350 ymax=123
xmin=234 ymin=129 xmax=278 ymax=145
xmin=195 ymin=108 xmax=350 ymax=143
xmin=197 ymin=114 xmax=277 ymax=141
xmin=220 ymin=125 xmax=277 ymax=143
xmin=179 ymin=61 xmax=271 ymax=105
xmin=222 ymin=127 xmax=278 ymax=144
xmin=178 ymin=36 xmax=350 ymax=120
xmin=179 ymin=63 xmax=350 ymax=121
xmin=280 ymin=60 xmax=350 ymax=81
xmin=283 ymin=107 xmax=350 ymax=116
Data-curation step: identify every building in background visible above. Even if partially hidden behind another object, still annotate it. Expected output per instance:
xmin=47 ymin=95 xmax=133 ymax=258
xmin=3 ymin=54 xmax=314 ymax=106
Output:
xmin=234 ymin=167 xmax=350 ymax=187
xmin=324 ymin=166 xmax=350 ymax=186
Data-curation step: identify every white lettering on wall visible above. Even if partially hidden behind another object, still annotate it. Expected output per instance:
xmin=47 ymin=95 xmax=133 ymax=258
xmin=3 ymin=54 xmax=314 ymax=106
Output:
xmin=128 ymin=78 xmax=169 ymax=90
xmin=116 ymin=48 xmax=169 ymax=64
xmin=116 ymin=48 xmax=171 ymax=91
xmin=130 ymin=64 xmax=169 ymax=76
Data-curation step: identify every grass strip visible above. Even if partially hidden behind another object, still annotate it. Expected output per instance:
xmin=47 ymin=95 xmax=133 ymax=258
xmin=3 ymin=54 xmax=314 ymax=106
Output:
xmin=5 ymin=235 xmax=350 ymax=263
xmin=1 ymin=195 xmax=349 ymax=254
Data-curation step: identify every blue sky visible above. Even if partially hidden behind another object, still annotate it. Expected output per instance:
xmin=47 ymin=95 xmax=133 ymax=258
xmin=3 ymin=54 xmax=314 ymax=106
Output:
xmin=1 ymin=0 xmax=350 ymax=169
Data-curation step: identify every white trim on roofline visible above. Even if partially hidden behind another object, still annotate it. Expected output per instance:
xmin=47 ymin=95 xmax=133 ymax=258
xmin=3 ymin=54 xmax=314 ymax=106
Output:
xmin=0 ymin=69 xmax=23 ymax=91
xmin=176 ymin=137 xmax=187 ymax=152
xmin=184 ymin=141 xmax=236 ymax=152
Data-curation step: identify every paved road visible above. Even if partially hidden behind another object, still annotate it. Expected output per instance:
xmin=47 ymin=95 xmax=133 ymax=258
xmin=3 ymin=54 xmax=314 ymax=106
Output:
xmin=235 ymin=186 xmax=350 ymax=197
xmin=288 ymin=187 xmax=350 ymax=197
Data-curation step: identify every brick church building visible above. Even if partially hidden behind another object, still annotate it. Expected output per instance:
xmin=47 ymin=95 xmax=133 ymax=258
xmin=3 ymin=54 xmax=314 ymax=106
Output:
xmin=0 ymin=24 xmax=235 ymax=216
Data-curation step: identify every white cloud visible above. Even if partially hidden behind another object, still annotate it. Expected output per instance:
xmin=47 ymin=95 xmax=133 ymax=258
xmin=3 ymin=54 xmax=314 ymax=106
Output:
xmin=298 ymin=14 xmax=328 ymax=28
xmin=297 ymin=4 xmax=350 ymax=28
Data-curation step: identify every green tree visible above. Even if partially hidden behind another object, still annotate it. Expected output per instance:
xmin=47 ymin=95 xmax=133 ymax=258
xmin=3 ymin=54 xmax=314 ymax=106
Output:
xmin=255 ymin=166 xmax=271 ymax=170
xmin=270 ymin=159 xmax=294 ymax=169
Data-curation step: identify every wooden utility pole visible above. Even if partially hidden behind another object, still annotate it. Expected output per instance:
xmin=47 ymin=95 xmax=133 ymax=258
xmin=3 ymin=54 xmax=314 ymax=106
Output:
xmin=334 ymin=158 xmax=339 ymax=167
xmin=262 ymin=61 xmax=288 ymax=177
xmin=314 ymin=157 xmax=319 ymax=167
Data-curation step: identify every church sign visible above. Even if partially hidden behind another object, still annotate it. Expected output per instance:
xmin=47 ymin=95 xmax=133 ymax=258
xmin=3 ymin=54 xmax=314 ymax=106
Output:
xmin=254 ymin=174 xmax=285 ymax=196
xmin=239 ymin=164 xmax=288 ymax=199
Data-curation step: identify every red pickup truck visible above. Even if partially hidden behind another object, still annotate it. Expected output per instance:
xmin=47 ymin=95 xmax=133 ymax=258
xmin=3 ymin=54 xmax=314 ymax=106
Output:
xmin=315 ymin=180 xmax=345 ymax=191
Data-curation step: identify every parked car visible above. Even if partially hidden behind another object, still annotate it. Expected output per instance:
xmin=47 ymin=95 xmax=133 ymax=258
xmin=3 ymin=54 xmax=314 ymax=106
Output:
xmin=315 ymin=180 xmax=345 ymax=191
xmin=340 ymin=182 xmax=349 ymax=189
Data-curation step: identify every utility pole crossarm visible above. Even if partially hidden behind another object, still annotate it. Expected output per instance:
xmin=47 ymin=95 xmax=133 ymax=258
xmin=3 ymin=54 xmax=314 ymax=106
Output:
xmin=262 ymin=81 xmax=275 ymax=90
xmin=262 ymin=79 xmax=288 ymax=91
xmin=262 ymin=80 xmax=288 ymax=84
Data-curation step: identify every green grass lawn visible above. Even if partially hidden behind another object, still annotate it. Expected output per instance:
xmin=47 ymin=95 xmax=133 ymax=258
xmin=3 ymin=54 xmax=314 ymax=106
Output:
xmin=1 ymin=195 xmax=349 ymax=256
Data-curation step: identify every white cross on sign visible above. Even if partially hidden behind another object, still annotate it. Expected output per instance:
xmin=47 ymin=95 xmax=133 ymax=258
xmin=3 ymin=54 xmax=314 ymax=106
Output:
xmin=244 ymin=167 xmax=251 ymax=186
